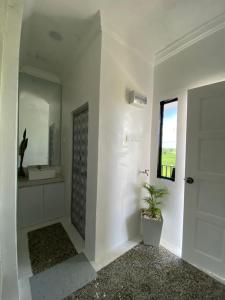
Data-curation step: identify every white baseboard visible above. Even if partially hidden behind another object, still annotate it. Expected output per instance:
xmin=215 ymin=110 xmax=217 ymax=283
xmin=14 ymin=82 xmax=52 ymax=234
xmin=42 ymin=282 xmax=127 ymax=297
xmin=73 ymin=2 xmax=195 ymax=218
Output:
xmin=160 ymin=239 xmax=182 ymax=257
xmin=160 ymin=239 xmax=225 ymax=284
xmin=91 ymin=236 xmax=142 ymax=271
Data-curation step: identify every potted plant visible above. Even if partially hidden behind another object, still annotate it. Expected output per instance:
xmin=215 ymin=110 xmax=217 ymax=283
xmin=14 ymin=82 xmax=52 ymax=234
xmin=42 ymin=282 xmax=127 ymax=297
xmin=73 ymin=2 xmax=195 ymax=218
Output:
xmin=141 ymin=183 xmax=168 ymax=247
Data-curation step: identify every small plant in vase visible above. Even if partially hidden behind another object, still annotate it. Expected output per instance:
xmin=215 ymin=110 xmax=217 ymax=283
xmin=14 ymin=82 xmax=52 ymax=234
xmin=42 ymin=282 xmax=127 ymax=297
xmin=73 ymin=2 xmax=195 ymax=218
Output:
xmin=141 ymin=183 xmax=168 ymax=246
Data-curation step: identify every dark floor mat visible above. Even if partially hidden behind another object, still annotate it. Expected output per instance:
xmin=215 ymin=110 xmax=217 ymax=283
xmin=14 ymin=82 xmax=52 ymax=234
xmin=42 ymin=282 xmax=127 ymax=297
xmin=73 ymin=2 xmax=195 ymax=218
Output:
xmin=28 ymin=222 xmax=78 ymax=274
xmin=65 ymin=244 xmax=225 ymax=300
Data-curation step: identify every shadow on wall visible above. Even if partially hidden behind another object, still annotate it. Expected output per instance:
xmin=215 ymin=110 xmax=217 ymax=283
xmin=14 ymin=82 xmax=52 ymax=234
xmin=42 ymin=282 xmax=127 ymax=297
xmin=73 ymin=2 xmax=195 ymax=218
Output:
xmin=125 ymin=182 xmax=142 ymax=240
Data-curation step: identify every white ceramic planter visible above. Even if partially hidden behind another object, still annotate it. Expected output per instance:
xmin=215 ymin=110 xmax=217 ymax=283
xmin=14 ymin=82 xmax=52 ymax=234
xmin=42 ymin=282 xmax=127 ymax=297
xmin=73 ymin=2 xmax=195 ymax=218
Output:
xmin=142 ymin=215 xmax=163 ymax=247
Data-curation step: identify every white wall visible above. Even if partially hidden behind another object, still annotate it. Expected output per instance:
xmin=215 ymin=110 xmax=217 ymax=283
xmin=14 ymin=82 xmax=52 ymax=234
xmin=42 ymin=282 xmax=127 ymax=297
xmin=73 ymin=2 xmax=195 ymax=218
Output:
xmin=61 ymin=15 xmax=153 ymax=261
xmin=95 ymin=32 xmax=153 ymax=259
xmin=151 ymin=27 xmax=225 ymax=256
xmin=0 ymin=2 xmax=6 ymax=296
xmin=62 ymin=31 xmax=102 ymax=260
xmin=0 ymin=0 xmax=24 ymax=299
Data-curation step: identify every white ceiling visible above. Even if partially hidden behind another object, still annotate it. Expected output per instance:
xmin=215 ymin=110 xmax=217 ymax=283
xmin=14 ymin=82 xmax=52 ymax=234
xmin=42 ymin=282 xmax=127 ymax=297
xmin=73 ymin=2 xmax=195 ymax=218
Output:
xmin=20 ymin=0 xmax=225 ymax=78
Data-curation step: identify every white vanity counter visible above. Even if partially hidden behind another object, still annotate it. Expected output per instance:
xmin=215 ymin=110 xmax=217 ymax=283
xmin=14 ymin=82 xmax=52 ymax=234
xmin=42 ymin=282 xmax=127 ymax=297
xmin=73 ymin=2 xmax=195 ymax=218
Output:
xmin=18 ymin=176 xmax=65 ymax=228
xmin=18 ymin=175 xmax=64 ymax=188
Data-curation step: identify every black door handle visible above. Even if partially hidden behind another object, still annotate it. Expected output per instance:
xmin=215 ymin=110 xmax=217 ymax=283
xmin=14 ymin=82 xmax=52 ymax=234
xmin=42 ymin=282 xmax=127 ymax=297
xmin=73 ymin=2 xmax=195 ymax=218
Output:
xmin=185 ymin=177 xmax=194 ymax=184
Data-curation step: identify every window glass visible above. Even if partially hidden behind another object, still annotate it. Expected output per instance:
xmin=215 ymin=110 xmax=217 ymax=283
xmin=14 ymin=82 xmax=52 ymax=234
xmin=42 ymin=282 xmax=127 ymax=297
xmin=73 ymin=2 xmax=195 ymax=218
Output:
xmin=157 ymin=99 xmax=178 ymax=181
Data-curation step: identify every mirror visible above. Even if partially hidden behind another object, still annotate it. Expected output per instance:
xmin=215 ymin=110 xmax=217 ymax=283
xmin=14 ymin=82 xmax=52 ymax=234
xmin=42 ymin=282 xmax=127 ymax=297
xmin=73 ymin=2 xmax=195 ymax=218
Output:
xmin=18 ymin=73 xmax=62 ymax=167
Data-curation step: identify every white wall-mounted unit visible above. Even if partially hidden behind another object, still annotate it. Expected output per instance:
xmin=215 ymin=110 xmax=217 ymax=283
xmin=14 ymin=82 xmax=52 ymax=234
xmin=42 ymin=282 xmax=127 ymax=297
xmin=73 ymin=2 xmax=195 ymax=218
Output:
xmin=128 ymin=90 xmax=148 ymax=107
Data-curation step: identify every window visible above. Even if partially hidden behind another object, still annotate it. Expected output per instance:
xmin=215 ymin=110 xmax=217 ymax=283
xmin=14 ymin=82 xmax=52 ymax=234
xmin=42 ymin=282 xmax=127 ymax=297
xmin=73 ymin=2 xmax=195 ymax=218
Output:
xmin=157 ymin=98 xmax=178 ymax=181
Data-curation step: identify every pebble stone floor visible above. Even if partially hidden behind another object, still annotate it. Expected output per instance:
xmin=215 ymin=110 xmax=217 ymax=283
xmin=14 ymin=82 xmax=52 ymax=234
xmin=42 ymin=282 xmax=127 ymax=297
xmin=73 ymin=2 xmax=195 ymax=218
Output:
xmin=65 ymin=244 xmax=225 ymax=300
xmin=28 ymin=223 xmax=77 ymax=274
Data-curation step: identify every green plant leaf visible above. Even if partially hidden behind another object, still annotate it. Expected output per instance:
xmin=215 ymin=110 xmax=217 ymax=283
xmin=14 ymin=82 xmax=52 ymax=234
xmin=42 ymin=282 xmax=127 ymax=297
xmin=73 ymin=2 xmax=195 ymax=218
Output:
xmin=142 ymin=183 xmax=168 ymax=218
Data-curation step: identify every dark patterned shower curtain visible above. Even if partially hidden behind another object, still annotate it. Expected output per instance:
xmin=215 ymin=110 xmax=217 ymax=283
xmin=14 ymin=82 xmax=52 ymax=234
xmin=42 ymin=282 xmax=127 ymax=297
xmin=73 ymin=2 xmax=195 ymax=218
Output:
xmin=71 ymin=105 xmax=88 ymax=240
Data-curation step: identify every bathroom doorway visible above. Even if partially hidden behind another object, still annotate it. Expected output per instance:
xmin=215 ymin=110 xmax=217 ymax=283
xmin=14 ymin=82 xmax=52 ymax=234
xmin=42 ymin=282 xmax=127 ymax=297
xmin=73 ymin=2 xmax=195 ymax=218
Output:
xmin=71 ymin=104 xmax=89 ymax=240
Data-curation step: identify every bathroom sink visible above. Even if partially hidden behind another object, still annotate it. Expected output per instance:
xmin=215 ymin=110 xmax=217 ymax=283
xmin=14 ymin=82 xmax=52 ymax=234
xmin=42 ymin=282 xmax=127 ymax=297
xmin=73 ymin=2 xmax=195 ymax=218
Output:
xmin=28 ymin=166 xmax=56 ymax=181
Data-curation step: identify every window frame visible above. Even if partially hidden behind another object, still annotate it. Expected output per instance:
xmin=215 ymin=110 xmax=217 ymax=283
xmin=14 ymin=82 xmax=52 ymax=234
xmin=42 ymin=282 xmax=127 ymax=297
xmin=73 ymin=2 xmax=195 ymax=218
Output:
xmin=157 ymin=98 xmax=178 ymax=182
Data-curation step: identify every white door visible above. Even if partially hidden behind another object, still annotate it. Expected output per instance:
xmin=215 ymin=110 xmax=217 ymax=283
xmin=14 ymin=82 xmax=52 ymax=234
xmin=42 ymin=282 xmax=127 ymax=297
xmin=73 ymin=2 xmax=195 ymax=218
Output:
xmin=183 ymin=81 xmax=225 ymax=281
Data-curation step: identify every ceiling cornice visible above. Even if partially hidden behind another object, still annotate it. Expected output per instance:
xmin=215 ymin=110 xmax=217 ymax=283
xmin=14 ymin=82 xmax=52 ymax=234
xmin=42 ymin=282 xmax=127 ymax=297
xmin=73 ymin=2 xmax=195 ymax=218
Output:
xmin=154 ymin=12 xmax=225 ymax=66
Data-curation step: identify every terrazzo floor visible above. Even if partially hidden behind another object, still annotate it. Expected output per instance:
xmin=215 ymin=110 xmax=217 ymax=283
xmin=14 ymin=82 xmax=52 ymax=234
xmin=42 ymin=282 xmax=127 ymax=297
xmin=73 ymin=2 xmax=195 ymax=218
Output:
xmin=65 ymin=244 xmax=225 ymax=300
